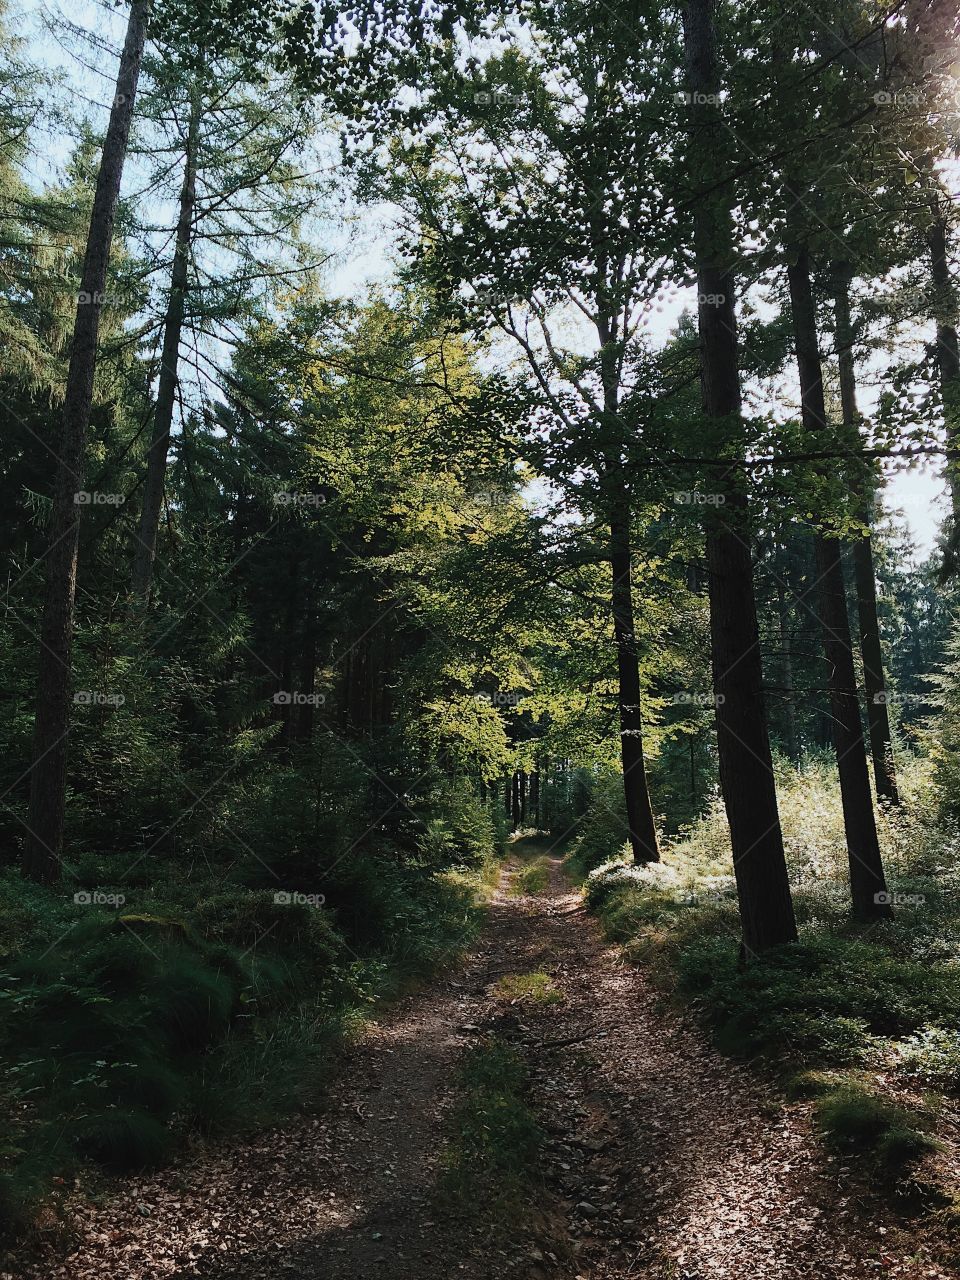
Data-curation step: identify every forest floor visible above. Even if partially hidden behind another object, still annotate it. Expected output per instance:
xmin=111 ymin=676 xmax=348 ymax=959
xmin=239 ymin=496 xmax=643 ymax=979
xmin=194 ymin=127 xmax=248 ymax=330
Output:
xmin=6 ymin=838 xmax=959 ymax=1280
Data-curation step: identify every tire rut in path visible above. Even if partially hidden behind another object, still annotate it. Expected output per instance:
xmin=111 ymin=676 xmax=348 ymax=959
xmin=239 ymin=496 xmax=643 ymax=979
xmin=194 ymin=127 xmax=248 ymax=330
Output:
xmin=7 ymin=843 xmax=957 ymax=1280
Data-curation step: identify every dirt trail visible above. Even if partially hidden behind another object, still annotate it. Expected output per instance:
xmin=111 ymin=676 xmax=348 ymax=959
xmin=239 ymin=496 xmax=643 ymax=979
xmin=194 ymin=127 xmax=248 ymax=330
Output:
xmin=7 ymin=842 xmax=957 ymax=1280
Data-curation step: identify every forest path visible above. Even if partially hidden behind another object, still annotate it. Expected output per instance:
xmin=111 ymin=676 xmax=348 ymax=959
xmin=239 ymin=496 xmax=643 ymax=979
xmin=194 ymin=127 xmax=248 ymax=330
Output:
xmin=8 ymin=840 xmax=956 ymax=1280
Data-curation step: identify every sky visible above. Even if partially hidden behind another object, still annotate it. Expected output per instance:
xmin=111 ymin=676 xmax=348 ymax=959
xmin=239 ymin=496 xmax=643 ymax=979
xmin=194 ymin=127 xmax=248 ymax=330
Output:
xmin=21 ymin=0 xmax=951 ymax=560
xmin=324 ymin=209 xmax=949 ymax=559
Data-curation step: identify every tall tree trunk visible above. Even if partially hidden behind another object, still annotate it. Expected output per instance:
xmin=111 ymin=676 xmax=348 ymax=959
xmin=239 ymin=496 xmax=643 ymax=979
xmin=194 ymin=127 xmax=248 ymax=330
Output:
xmin=596 ymin=331 xmax=659 ymax=863
xmin=608 ymin=510 xmax=660 ymax=863
xmin=530 ymin=767 xmax=540 ymax=829
xmin=786 ymin=239 xmax=891 ymax=921
xmin=684 ymin=0 xmax=797 ymax=952
xmin=511 ymin=771 xmax=521 ymax=829
xmin=832 ymin=266 xmax=899 ymax=805
xmin=928 ymin=212 xmax=960 ymax=529
xmin=131 ymin=86 xmax=201 ymax=603
xmin=775 ymin=578 xmax=799 ymax=764
xmin=592 ymin=209 xmax=660 ymax=862
xmin=296 ymin=612 xmax=318 ymax=743
xmin=24 ymin=0 xmax=151 ymax=883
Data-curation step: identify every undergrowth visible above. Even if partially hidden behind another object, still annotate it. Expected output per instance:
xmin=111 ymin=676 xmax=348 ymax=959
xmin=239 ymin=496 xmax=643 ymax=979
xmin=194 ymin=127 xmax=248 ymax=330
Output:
xmin=0 ymin=782 xmax=506 ymax=1238
xmin=494 ymin=970 xmax=563 ymax=1005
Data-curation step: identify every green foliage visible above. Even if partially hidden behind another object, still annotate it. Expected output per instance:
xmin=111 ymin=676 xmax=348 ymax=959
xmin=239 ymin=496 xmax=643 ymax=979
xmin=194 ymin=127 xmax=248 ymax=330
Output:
xmin=3 ymin=0 xmax=960 ymax=1247
xmin=0 ymin=784 xmax=500 ymax=1234
xmin=895 ymin=1027 xmax=960 ymax=1091
xmin=931 ymin=620 xmax=960 ymax=828
xmin=674 ymin=933 xmax=960 ymax=1056
xmin=564 ymin=773 xmax=633 ymax=876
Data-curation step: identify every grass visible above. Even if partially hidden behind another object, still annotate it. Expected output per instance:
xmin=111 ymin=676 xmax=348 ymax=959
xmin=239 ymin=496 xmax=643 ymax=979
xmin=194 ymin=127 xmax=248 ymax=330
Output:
xmin=441 ymin=1037 xmax=542 ymax=1217
xmin=814 ymin=1084 xmax=940 ymax=1171
xmin=494 ymin=970 xmax=563 ymax=1006
xmin=511 ymin=857 xmax=550 ymax=896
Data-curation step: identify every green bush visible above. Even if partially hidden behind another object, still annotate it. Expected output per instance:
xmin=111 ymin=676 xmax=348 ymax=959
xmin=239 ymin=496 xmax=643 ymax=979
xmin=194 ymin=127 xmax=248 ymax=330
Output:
xmin=578 ymin=756 xmax=960 ymax=1197
xmin=511 ymin=856 xmax=550 ymax=896
xmin=673 ymin=932 xmax=960 ymax=1060
xmin=565 ymin=773 xmax=634 ymax=875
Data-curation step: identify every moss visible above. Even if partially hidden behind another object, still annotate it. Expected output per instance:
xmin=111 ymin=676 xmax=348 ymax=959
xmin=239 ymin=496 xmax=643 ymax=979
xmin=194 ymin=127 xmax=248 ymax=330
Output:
xmin=494 ymin=971 xmax=563 ymax=1005
xmin=441 ymin=1039 xmax=542 ymax=1217
xmin=814 ymin=1083 xmax=937 ymax=1174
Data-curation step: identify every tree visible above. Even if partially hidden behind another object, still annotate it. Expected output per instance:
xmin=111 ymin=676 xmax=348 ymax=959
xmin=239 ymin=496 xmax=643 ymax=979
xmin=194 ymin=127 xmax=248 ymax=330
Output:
xmin=129 ymin=45 xmax=321 ymax=605
xmin=368 ymin=4 xmax=685 ymax=861
xmin=129 ymin=67 xmax=200 ymax=603
xmin=785 ymin=237 xmax=892 ymax=921
xmin=682 ymin=0 xmax=798 ymax=952
xmin=831 ymin=266 xmax=900 ymax=804
xmin=25 ymin=0 xmax=150 ymax=883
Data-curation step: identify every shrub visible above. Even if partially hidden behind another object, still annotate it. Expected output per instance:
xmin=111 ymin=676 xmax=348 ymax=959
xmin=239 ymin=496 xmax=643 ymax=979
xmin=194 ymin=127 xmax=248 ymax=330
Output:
xmin=565 ymin=773 xmax=634 ymax=874
xmin=0 ymin=782 xmax=500 ymax=1235
xmin=895 ymin=1026 xmax=960 ymax=1090
xmin=579 ymin=754 xmax=960 ymax=1197
xmin=674 ymin=932 xmax=960 ymax=1058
